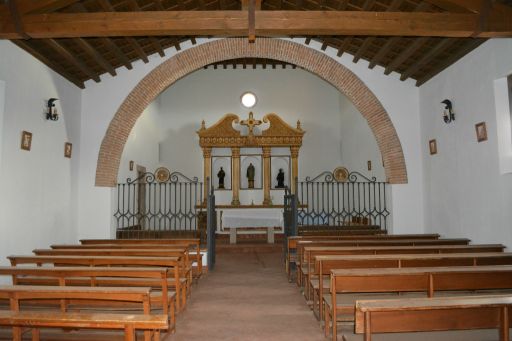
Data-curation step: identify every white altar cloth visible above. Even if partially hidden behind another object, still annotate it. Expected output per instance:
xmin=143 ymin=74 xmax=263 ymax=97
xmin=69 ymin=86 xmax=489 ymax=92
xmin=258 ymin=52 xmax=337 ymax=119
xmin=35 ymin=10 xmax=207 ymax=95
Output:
xmin=222 ymin=208 xmax=283 ymax=244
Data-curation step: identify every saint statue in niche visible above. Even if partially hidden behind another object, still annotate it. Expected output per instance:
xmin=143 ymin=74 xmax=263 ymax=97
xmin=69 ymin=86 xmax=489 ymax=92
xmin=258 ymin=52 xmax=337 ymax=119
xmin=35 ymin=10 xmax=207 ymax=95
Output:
xmin=217 ymin=167 xmax=225 ymax=189
xmin=276 ymin=168 xmax=285 ymax=188
xmin=246 ymin=163 xmax=255 ymax=189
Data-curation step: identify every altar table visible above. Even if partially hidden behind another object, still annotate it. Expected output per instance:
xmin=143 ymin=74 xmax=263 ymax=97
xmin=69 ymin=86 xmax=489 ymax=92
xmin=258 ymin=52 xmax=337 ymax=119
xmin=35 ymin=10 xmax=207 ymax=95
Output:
xmin=222 ymin=208 xmax=284 ymax=244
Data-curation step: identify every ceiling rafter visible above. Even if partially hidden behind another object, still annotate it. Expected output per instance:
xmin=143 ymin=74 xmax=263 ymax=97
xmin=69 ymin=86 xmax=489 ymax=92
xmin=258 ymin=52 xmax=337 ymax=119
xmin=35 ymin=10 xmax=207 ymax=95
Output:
xmin=11 ymin=39 xmax=84 ymax=88
xmin=400 ymin=38 xmax=456 ymax=81
xmin=352 ymin=0 xmax=403 ymax=63
xmin=75 ymin=37 xmax=117 ymax=76
xmin=384 ymin=37 xmax=429 ymax=75
xmin=45 ymin=38 xmax=101 ymax=82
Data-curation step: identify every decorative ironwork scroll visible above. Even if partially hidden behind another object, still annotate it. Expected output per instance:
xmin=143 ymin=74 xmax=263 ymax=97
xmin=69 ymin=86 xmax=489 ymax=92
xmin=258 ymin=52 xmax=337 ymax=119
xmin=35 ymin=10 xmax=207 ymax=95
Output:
xmin=297 ymin=170 xmax=390 ymax=229
xmin=114 ymin=171 xmax=203 ymax=238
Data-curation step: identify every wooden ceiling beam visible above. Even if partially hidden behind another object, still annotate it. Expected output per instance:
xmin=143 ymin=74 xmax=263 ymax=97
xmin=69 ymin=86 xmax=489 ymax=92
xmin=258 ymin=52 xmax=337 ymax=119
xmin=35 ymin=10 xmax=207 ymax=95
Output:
xmin=12 ymin=39 xmax=84 ymax=88
xmin=99 ymin=37 xmax=133 ymax=70
xmin=367 ymin=2 xmax=430 ymax=69
xmin=352 ymin=0 xmax=403 ymax=63
xmin=1 ymin=10 xmax=511 ymax=39
xmin=16 ymin=0 xmax=79 ymax=15
xmin=45 ymin=38 xmax=101 ymax=82
xmin=415 ymin=39 xmax=483 ymax=86
xmin=75 ymin=38 xmax=117 ymax=76
xmin=384 ymin=37 xmax=428 ymax=75
xmin=400 ymin=38 xmax=456 ymax=81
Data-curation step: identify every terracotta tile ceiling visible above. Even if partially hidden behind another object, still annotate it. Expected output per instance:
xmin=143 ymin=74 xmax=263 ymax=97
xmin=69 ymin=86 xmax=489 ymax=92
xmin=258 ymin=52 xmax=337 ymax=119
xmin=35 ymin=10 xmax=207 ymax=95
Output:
xmin=4 ymin=0 xmax=512 ymax=88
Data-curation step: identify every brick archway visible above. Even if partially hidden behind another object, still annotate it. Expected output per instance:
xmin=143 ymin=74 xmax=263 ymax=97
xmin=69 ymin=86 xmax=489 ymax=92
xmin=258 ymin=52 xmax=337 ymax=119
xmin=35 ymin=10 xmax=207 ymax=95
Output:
xmin=95 ymin=38 xmax=407 ymax=186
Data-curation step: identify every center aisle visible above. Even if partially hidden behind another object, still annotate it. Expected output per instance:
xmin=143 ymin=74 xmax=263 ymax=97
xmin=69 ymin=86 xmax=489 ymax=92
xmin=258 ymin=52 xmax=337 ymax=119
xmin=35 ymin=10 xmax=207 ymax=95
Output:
xmin=172 ymin=250 xmax=322 ymax=340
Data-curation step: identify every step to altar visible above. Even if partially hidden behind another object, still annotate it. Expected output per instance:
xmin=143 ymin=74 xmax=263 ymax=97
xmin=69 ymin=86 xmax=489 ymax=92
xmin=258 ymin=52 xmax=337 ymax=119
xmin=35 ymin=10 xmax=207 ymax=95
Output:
xmin=216 ymin=232 xmax=285 ymax=244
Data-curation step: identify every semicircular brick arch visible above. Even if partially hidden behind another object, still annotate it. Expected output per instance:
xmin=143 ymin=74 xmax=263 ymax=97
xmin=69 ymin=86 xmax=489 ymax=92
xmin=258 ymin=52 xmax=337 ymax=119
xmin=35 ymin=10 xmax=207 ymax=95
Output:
xmin=95 ymin=38 xmax=407 ymax=186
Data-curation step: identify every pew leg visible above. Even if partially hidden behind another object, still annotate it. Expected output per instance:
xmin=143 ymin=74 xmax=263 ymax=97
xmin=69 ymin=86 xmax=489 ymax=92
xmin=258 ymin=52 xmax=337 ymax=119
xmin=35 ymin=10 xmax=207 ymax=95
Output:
xmin=124 ymin=325 xmax=135 ymax=341
xmin=364 ymin=312 xmax=371 ymax=341
xmin=144 ymin=330 xmax=152 ymax=341
xmin=31 ymin=328 xmax=40 ymax=341
xmin=324 ymin=304 xmax=330 ymax=337
xmin=12 ymin=326 xmax=22 ymax=341
xmin=332 ymin=307 xmax=337 ymax=341
xmin=500 ymin=306 xmax=509 ymax=341
xmin=153 ymin=330 xmax=160 ymax=341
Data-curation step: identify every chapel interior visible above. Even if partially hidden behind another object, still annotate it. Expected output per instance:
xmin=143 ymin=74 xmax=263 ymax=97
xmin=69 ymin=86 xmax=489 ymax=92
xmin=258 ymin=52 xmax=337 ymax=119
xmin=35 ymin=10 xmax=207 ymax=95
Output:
xmin=1 ymin=0 xmax=512 ymax=340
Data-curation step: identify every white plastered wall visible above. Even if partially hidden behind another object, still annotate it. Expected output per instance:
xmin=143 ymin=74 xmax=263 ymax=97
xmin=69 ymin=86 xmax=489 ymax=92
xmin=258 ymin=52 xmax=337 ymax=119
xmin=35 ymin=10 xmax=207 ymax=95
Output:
xmin=0 ymin=41 xmax=82 ymax=271
xmin=420 ymin=38 xmax=512 ymax=246
xmin=79 ymin=38 xmax=424 ymax=238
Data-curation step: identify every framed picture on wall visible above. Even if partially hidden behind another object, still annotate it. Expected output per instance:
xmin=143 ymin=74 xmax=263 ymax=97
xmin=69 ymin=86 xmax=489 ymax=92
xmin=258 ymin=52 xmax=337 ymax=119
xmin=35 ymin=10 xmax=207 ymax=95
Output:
xmin=475 ymin=122 xmax=488 ymax=142
xmin=64 ymin=142 xmax=72 ymax=158
xmin=429 ymin=139 xmax=437 ymax=155
xmin=21 ymin=131 xmax=32 ymax=151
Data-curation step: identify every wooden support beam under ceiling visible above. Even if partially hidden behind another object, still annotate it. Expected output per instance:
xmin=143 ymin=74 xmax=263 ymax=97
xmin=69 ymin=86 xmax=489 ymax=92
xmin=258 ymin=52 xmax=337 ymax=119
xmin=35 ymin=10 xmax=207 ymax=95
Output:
xmin=75 ymin=38 xmax=117 ymax=76
xmin=45 ymin=38 xmax=101 ymax=82
xmin=400 ymin=38 xmax=456 ymax=81
xmin=0 ymin=10 xmax=511 ymax=39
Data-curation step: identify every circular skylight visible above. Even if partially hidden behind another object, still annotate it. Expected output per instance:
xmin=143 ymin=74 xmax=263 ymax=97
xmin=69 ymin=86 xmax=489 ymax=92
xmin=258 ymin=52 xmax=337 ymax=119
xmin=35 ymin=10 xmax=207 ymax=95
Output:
xmin=241 ymin=92 xmax=257 ymax=108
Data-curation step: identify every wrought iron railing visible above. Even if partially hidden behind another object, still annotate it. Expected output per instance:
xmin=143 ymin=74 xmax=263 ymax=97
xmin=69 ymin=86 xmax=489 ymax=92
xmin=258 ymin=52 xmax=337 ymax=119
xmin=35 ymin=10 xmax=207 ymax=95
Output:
xmin=114 ymin=171 xmax=203 ymax=236
xmin=297 ymin=171 xmax=390 ymax=229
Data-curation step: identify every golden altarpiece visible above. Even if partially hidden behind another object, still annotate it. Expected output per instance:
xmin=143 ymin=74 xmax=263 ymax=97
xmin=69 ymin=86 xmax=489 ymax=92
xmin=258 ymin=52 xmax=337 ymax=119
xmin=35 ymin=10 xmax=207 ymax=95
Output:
xmin=197 ymin=112 xmax=305 ymax=206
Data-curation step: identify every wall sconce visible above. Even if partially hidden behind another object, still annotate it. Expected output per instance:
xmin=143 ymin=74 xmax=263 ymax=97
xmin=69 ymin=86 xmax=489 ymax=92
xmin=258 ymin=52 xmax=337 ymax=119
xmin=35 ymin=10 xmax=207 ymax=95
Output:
xmin=441 ymin=99 xmax=455 ymax=124
xmin=46 ymin=98 xmax=59 ymax=121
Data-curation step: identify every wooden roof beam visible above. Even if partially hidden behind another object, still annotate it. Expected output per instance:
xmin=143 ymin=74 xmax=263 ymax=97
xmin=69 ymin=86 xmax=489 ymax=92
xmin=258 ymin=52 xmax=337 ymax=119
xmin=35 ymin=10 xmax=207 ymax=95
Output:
xmin=100 ymin=37 xmax=133 ymax=70
xmin=0 ymin=10 xmax=511 ymax=38
xmin=12 ymin=39 xmax=84 ymax=88
xmin=75 ymin=38 xmax=117 ymax=76
xmin=415 ymin=39 xmax=483 ymax=86
xmin=352 ymin=0 xmax=403 ymax=63
xmin=400 ymin=38 xmax=456 ymax=81
xmin=45 ymin=38 xmax=101 ymax=82
xmin=384 ymin=37 xmax=428 ymax=75
xmin=16 ymin=0 xmax=79 ymax=15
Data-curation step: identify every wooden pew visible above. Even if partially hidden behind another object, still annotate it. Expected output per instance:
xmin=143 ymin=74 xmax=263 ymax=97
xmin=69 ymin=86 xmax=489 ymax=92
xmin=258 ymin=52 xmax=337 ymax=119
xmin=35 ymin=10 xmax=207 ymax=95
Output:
xmin=295 ymin=238 xmax=471 ymax=286
xmin=303 ymin=244 xmax=505 ymax=300
xmin=0 ymin=285 xmax=167 ymax=341
xmin=303 ymin=243 xmax=505 ymax=304
xmin=32 ymin=248 xmax=192 ymax=297
xmin=352 ymin=295 xmax=512 ymax=341
xmin=286 ymin=234 xmax=441 ymax=279
xmin=325 ymin=265 xmax=512 ymax=340
xmin=7 ymin=255 xmax=187 ymax=311
xmin=0 ymin=266 xmax=176 ymax=327
xmin=314 ymin=252 xmax=512 ymax=322
xmin=78 ymin=238 xmax=203 ymax=276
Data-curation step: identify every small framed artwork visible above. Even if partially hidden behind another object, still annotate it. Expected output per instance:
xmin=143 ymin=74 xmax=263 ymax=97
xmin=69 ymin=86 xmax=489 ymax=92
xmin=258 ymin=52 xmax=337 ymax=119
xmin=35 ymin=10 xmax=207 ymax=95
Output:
xmin=129 ymin=160 xmax=134 ymax=171
xmin=429 ymin=139 xmax=437 ymax=155
xmin=367 ymin=160 xmax=372 ymax=171
xmin=21 ymin=131 xmax=32 ymax=151
xmin=64 ymin=142 xmax=72 ymax=158
xmin=475 ymin=122 xmax=487 ymax=142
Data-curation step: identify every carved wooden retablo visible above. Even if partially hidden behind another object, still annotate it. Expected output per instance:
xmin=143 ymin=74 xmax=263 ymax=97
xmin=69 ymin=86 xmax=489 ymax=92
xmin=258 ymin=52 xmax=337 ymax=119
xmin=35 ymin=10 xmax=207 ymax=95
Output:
xmin=197 ymin=112 xmax=304 ymax=148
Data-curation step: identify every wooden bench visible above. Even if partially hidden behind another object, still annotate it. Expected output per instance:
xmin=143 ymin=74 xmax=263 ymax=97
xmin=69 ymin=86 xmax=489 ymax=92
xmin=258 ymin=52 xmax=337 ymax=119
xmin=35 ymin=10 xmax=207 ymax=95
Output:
xmin=0 ymin=310 xmax=168 ymax=341
xmin=295 ymin=238 xmax=471 ymax=286
xmin=302 ymin=244 xmax=505 ymax=300
xmin=33 ymin=248 xmax=192 ymax=298
xmin=286 ymin=234 xmax=441 ymax=279
xmin=314 ymin=252 xmax=512 ymax=322
xmin=78 ymin=238 xmax=203 ymax=276
xmin=325 ymin=265 xmax=512 ymax=339
xmin=0 ymin=266 xmax=176 ymax=326
xmin=352 ymin=295 xmax=512 ymax=341
xmin=0 ymin=285 xmax=166 ymax=341
xmin=7 ymin=255 xmax=187 ymax=311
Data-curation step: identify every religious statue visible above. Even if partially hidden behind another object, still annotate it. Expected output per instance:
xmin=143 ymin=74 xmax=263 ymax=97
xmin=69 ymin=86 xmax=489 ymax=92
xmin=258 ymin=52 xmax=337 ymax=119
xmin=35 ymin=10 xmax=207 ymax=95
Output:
xmin=246 ymin=163 xmax=255 ymax=189
xmin=276 ymin=168 xmax=285 ymax=188
xmin=217 ymin=167 xmax=225 ymax=189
